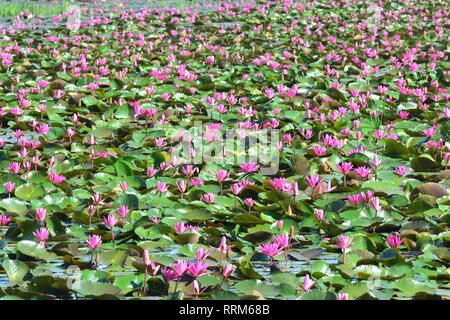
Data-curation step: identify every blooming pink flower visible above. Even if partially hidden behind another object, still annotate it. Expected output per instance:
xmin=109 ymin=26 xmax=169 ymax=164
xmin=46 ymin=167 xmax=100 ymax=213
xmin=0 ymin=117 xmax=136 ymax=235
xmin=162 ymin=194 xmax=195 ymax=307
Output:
xmin=202 ymin=193 xmax=216 ymax=204
xmin=181 ymin=165 xmax=198 ymax=176
xmin=156 ymin=182 xmax=168 ymax=193
xmin=33 ymin=227 xmax=49 ymax=247
xmin=370 ymin=197 xmax=382 ymax=211
xmin=117 ymin=205 xmax=129 ymax=219
xmin=171 ymin=260 xmax=189 ymax=277
xmin=35 ymin=208 xmax=46 ymax=222
xmin=238 ymin=162 xmax=260 ymax=173
xmin=36 ymin=124 xmax=50 ymax=134
xmin=258 ymin=242 xmax=283 ymax=257
xmin=0 ymin=215 xmax=11 ymax=226
xmin=395 ymin=166 xmax=408 ymax=176
xmin=274 ymin=233 xmax=290 ymax=249
xmin=222 ymin=264 xmax=236 ymax=278
xmin=86 ymin=235 xmax=102 ymax=250
xmin=188 ymin=261 xmax=210 ymax=277
xmin=216 ymin=169 xmax=229 ymax=182
xmin=336 ymin=235 xmax=353 ymax=253
xmin=312 ymin=145 xmax=327 ymax=156
xmin=174 ymin=222 xmax=199 ymax=234
xmin=306 ymin=175 xmax=323 ymax=189
xmin=230 ymin=183 xmax=244 ymax=195
xmin=91 ymin=192 xmax=103 ymax=205
xmin=196 ymin=247 xmax=211 ymax=261
xmin=162 ymin=267 xmax=179 ymax=281
xmin=369 ymin=154 xmax=383 ymax=167
xmin=49 ymin=170 xmax=66 ymax=184
xmin=398 ymin=111 xmax=409 ymax=119
xmin=296 ymin=274 xmax=316 ymax=291
xmin=336 ymin=162 xmax=354 ymax=175
xmin=189 ymin=178 xmax=204 ymax=186
xmin=354 ymin=166 xmax=371 ymax=180
xmin=9 ymin=162 xmax=20 ymax=174
xmin=386 ymin=233 xmax=403 ymax=248
xmin=4 ymin=182 xmax=15 ymax=194
xmin=103 ymin=214 xmax=119 ymax=227
xmin=147 ymin=168 xmax=158 ymax=178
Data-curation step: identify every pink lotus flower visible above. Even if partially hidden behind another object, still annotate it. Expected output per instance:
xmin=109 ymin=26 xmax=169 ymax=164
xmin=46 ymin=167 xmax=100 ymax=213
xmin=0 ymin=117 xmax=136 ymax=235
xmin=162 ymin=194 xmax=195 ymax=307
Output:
xmin=156 ymin=182 xmax=168 ymax=193
xmin=91 ymin=192 xmax=103 ymax=205
xmin=386 ymin=233 xmax=403 ymax=248
xmin=244 ymin=198 xmax=255 ymax=209
xmin=258 ymin=242 xmax=283 ymax=257
xmin=190 ymin=178 xmax=204 ymax=186
xmin=49 ymin=170 xmax=66 ymax=184
xmin=9 ymin=162 xmax=20 ymax=174
xmin=119 ymin=181 xmax=128 ymax=192
xmin=306 ymin=175 xmax=323 ymax=189
xmin=222 ymin=264 xmax=236 ymax=278
xmin=347 ymin=194 xmax=363 ymax=205
xmin=216 ymin=169 xmax=229 ymax=182
xmin=35 ymin=208 xmax=46 ymax=222
xmin=162 ymin=267 xmax=179 ymax=282
xmin=230 ymin=183 xmax=244 ymax=195
xmin=33 ymin=227 xmax=49 ymax=247
xmin=171 ymin=260 xmax=189 ymax=277
xmin=151 ymin=217 xmax=160 ymax=224
xmin=103 ymin=214 xmax=119 ymax=228
xmin=202 ymin=193 xmax=216 ymax=204
xmin=147 ymin=168 xmax=158 ymax=178
xmin=315 ymin=209 xmax=325 ymax=222
xmin=336 ymin=235 xmax=353 ymax=253
xmin=218 ymin=236 xmax=232 ymax=255
xmin=53 ymin=90 xmax=65 ymax=99
xmin=117 ymin=205 xmax=129 ymax=220
xmin=188 ymin=261 xmax=210 ymax=277
xmin=370 ymin=197 xmax=382 ymax=211
xmin=354 ymin=166 xmax=371 ymax=180
xmin=273 ymin=233 xmax=290 ymax=249
xmin=0 ymin=215 xmax=11 ymax=226
xmin=86 ymin=235 xmax=102 ymax=250
xmin=174 ymin=222 xmax=199 ymax=234
xmin=296 ymin=274 xmax=316 ymax=291
xmin=423 ymin=127 xmax=437 ymax=138
xmin=181 ymin=165 xmax=198 ymax=176
xmin=395 ymin=166 xmax=408 ymax=176
xmin=276 ymin=220 xmax=283 ymax=232
xmin=176 ymin=180 xmax=187 ymax=193
xmin=398 ymin=111 xmax=409 ymax=119
xmin=36 ymin=124 xmax=50 ymax=134
xmin=369 ymin=154 xmax=383 ymax=167
xmin=4 ymin=182 xmax=15 ymax=194
xmin=337 ymin=293 xmax=349 ymax=300
xmin=238 ymin=162 xmax=260 ymax=173
xmin=312 ymin=145 xmax=326 ymax=156
xmin=336 ymin=162 xmax=354 ymax=175
xmin=196 ymin=247 xmax=211 ymax=261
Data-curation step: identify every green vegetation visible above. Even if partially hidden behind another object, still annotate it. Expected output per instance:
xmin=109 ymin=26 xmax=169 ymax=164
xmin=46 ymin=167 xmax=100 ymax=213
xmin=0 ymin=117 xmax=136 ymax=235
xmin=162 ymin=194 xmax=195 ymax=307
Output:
xmin=0 ymin=1 xmax=70 ymax=18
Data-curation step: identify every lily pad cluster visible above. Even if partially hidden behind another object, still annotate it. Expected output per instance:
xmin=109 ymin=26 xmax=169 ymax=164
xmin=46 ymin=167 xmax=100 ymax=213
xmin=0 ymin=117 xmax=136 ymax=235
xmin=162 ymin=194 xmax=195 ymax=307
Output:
xmin=0 ymin=0 xmax=449 ymax=300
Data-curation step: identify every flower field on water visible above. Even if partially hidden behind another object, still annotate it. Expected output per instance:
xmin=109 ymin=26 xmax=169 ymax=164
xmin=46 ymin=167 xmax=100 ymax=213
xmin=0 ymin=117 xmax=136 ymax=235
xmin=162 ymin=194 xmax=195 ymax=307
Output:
xmin=0 ymin=0 xmax=449 ymax=300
